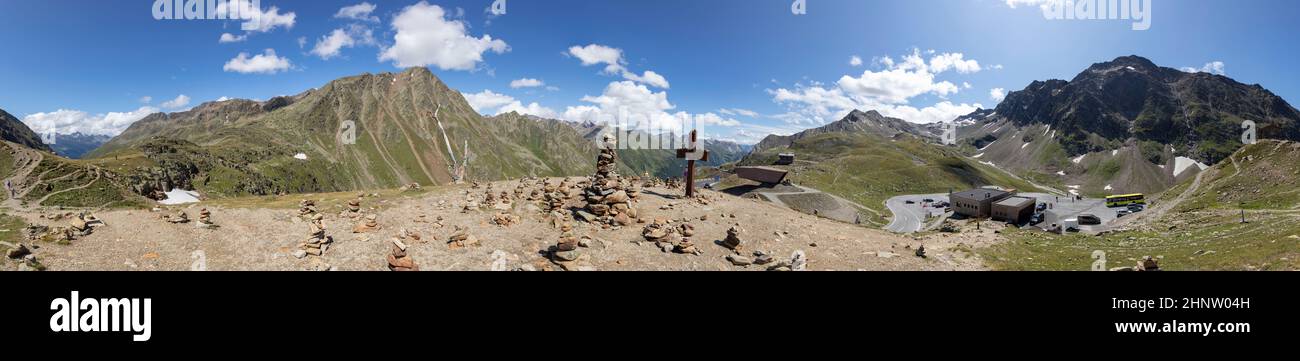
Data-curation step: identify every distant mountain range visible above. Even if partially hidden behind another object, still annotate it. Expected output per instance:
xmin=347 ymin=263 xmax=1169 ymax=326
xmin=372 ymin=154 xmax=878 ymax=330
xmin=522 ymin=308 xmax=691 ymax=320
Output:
xmin=47 ymin=132 xmax=112 ymax=159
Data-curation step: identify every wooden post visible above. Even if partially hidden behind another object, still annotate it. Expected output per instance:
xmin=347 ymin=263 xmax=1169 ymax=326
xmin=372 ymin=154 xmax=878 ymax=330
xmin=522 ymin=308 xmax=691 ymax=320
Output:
xmin=675 ymin=130 xmax=709 ymax=198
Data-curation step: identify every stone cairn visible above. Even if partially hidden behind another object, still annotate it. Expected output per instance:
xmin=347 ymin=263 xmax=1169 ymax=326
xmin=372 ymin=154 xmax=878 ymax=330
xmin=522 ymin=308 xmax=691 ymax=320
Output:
xmin=345 ymin=199 xmax=362 ymax=218
xmin=296 ymin=214 xmax=333 ymax=258
xmin=163 ymin=210 xmax=190 ymax=224
xmin=196 ymin=208 xmax=216 ymax=229
xmin=353 ymin=214 xmax=381 ymax=233
xmin=720 ymin=225 xmax=744 ymax=252
xmin=578 ymin=134 xmax=637 ymax=227
xmin=446 ymin=226 xmax=480 ymax=249
xmin=387 ymin=238 xmax=419 ymax=271
xmin=640 ymin=218 xmax=699 ymax=255
xmin=299 ymin=199 xmax=318 ymax=218
xmin=552 ymin=221 xmax=581 ymax=265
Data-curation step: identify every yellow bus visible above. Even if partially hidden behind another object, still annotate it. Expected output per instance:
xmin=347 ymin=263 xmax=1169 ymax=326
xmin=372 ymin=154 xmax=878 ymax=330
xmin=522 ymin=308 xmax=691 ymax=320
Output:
xmin=1106 ymin=194 xmax=1146 ymax=207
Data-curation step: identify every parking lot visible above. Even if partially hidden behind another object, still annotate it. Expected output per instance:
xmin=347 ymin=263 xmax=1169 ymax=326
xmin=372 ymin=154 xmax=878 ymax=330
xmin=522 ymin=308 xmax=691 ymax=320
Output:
xmin=886 ymin=192 xmax=1138 ymax=234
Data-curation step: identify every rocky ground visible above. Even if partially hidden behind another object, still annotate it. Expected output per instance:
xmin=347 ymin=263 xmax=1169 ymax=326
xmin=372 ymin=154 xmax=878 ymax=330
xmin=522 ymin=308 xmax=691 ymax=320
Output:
xmin=1 ymin=178 xmax=989 ymax=271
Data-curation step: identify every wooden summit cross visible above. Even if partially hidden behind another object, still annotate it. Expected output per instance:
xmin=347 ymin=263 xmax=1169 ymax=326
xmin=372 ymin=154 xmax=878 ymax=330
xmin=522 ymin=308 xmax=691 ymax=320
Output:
xmin=675 ymin=130 xmax=709 ymax=198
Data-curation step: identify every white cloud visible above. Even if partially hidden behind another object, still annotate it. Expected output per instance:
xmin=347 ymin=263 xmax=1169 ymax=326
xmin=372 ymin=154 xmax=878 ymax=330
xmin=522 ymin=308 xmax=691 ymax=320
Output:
xmin=928 ymin=52 xmax=982 ymax=74
xmin=561 ymin=81 xmax=741 ymax=134
xmin=622 ymin=70 xmax=670 ymax=89
xmin=139 ymin=96 xmax=153 ymax=104
xmin=849 ymin=56 xmax=863 ymax=67
xmin=498 ymin=101 xmax=559 ymax=119
xmin=312 ymin=25 xmax=375 ymax=60
xmin=216 ymin=96 xmax=233 ymax=102
xmin=990 ymin=88 xmax=1007 ymax=102
xmin=463 ymin=90 xmax=558 ymax=119
xmin=464 ymin=90 xmax=516 ymax=113
xmin=22 ymin=106 xmax=159 ymax=136
xmin=771 ymin=48 xmax=986 ymax=125
xmin=1181 ymin=61 xmax=1226 ymax=75
xmin=223 ymin=49 xmax=293 ymax=74
xmin=336 ymin=2 xmax=379 ymax=22
xmin=218 ymin=1 xmax=296 ymax=33
xmin=962 ymin=82 xmax=973 ymax=89
xmin=545 ymin=86 xmax=561 ymax=92
xmin=219 ymin=33 xmax=247 ymax=43
xmin=297 ymin=37 xmax=307 ymax=49
xmin=379 ymin=1 xmax=508 ymax=70
xmin=509 ymin=78 xmax=545 ymax=89
xmin=568 ymin=44 xmax=626 ymax=74
xmin=161 ymin=94 xmax=191 ymax=109
xmin=719 ymin=108 xmax=760 ymax=118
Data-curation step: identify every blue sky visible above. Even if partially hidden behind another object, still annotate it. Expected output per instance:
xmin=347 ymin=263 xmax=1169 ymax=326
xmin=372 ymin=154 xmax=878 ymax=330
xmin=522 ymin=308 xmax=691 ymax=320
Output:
xmin=2 ymin=0 xmax=1298 ymax=144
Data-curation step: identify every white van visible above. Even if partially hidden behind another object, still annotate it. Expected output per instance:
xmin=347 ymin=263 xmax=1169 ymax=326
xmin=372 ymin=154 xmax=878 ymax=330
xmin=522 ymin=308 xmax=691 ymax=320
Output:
xmin=1062 ymin=218 xmax=1080 ymax=232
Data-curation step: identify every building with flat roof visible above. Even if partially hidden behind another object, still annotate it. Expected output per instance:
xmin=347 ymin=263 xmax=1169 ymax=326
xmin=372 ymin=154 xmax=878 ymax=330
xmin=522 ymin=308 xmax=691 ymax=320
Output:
xmin=950 ymin=188 xmax=1012 ymax=219
xmin=992 ymin=196 xmax=1036 ymax=224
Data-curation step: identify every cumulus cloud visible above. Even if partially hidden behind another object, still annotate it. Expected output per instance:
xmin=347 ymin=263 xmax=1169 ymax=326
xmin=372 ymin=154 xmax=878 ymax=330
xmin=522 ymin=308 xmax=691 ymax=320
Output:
xmin=219 ymin=33 xmax=247 ymax=43
xmin=462 ymin=90 xmax=558 ymax=119
xmin=463 ymin=90 xmax=516 ymax=113
xmin=312 ymin=24 xmax=375 ymax=60
xmin=335 ymin=2 xmax=379 ymax=22
xmin=223 ymin=49 xmax=293 ymax=74
xmin=622 ymin=70 xmax=670 ymax=89
xmin=770 ymin=48 xmax=985 ymax=125
xmin=161 ymin=94 xmax=191 ymax=109
xmin=218 ymin=0 xmax=296 ymax=33
xmin=1181 ymin=61 xmax=1226 ymax=75
xmin=22 ymin=106 xmax=159 ymax=136
xmin=509 ymin=78 xmax=545 ymax=89
xmin=379 ymin=1 xmax=508 ymax=70
xmin=990 ymin=88 xmax=1007 ymax=102
xmin=568 ymin=44 xmax=626 ymax=74
xmin=560 ymin=81 xmax=741 ymax=135
xmin=849 ymin=55 xmax=863 ymax=67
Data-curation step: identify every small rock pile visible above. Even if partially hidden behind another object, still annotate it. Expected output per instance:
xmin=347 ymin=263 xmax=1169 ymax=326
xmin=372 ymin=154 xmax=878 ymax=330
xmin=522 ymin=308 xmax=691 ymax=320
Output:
xmin=296 ymin=214 xmax=333 ymax=259
xmin=720 ymin=225 xmax=744 ymax=252
xmin=399 ymin=183 xmax=422 ymax=192
xmin=345 ymin=199 xmax=362 ymax=217
xmin=492 ymin=211 xmax=520 ymax=226
xmin=552 ymin=222 xmax=580 ymax=263
xmin=387 ymin=239 xmax=419 ymax=271
xmin=352 ymin=214 xmax=381 ymax=233
xmin=640 ymin=219 xmax=699 ymax=255
xmin=163 ymin=210 xmax=190 ymax=224
xmin=196 ymin=208 xmax=216 ymax=229
xmin=299 ymin=199 xmax=318 ymax=217
xmin=446 ymin=226 xmax=480 ymax=249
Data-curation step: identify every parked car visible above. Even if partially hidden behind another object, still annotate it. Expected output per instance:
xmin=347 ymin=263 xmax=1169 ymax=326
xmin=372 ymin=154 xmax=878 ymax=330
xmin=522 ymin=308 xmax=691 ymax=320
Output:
xmin=1128 ymin=204 xmax=1145 ymax=213
xmin=1030 ymin=213 xmax=1044 ymax=225
xmin=1117 ymin=209 xmax=1132 ymax=218
xmin=923 ymin=198 xmax=935 ymax=203
xmin=1036 ymin=203 xmax=1048 ymax=212
xmin=905 ymin=200 xmax=916 ymax=205
xmin=1078 ymin=214 xmax=1102 ymax=225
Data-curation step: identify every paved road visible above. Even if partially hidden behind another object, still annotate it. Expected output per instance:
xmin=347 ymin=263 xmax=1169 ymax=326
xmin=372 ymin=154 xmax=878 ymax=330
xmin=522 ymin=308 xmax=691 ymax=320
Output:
xmin=885 ymin=194 xmax=950 ymax=233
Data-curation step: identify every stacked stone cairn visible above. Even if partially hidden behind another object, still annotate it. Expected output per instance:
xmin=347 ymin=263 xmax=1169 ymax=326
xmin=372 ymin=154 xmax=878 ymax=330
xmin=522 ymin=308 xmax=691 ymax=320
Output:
xmin=578 ymin=134 xmax=637 ymax=227
xmin=387 ymin=238 xmax=419 ymax=271
xmin=297 ymin=214 xmax=333 ymax=258
xmin=352 ymin=214 xmax=381 ymax=233
xmin=196 ymin=208 xmax=216 ymax=229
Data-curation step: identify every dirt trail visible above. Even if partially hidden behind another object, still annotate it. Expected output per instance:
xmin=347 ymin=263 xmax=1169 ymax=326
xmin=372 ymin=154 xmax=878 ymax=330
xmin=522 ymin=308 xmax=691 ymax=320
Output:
xmin=2 ymin=143 xmax=45 ymax=208
xmin=34 ymin=168 xmax=101 ymax=206
xmin=6 ymin=180 xmax=986 ymax=271
xmin=1117 ymin=167 xmax=1207 ymax=228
